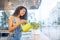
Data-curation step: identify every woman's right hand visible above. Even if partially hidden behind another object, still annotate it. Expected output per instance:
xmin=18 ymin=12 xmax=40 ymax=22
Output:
xmin=15 ymin=19 xmax=26 ymax=26
xmin=20 ymin=19 xmax=26 ymax=24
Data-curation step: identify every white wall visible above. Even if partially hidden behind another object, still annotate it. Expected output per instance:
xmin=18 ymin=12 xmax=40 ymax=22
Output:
xmin=38 ymin=0 xmax=57 ymax=25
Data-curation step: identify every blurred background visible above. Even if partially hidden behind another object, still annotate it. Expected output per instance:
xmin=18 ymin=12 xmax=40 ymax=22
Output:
xmin=0 ymin=0 xmax=60 ymax=40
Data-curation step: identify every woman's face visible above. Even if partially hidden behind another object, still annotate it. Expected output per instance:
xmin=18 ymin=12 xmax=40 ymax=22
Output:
xmin=19 ymin=8 xmax=26 ymax=16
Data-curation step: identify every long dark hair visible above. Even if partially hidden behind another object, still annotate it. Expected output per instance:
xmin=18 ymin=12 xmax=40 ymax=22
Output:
xmin=13 ymin=6 xmax=27 ymax=20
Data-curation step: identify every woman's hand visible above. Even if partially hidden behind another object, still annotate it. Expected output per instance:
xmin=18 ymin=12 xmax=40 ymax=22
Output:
xmin=20 ymin=19 xmax=26 ymax=24
xmin=14 ymin=19 xmax=26 ymax=26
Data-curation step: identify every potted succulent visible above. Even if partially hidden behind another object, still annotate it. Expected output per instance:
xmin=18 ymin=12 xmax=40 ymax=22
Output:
xmin=30 ymin=22 xmax=40 ymax=40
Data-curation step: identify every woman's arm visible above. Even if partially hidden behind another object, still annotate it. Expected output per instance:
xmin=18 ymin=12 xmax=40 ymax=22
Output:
xmin=8 ymin=17 xmax=26 ymax=32
xmin=8 ymin=17 xmax=19 ymax=32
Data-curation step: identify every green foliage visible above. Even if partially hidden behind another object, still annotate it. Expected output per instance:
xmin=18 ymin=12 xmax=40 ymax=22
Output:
xmin=30 ymin=22 xmax=40 ymax=29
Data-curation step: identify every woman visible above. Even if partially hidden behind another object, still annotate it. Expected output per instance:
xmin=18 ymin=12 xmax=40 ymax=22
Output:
xmin=8 ymin=6 xmax=27 ymax=40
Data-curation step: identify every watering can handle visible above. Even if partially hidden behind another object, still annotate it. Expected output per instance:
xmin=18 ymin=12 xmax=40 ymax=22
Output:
xmin=21 ymin=20 xmax=29 ymax=26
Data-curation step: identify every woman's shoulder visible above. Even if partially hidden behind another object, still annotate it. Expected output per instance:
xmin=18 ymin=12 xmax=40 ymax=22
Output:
xmin=8 ymin=16 xmax=13 ymax=20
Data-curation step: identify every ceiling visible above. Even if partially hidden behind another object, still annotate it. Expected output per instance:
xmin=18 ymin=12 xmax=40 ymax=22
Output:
xmin=0 ymin=0 xmax=42 ymax=10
